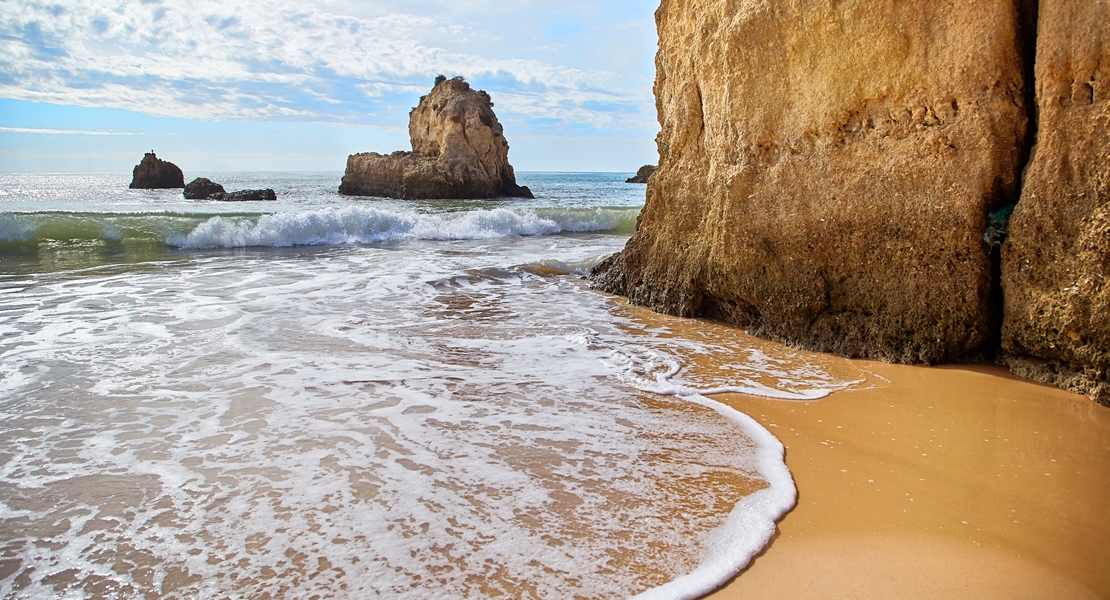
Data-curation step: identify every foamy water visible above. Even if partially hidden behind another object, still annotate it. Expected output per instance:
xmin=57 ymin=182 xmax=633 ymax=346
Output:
xmin=0 ymin=173 xmax=858 ymax=598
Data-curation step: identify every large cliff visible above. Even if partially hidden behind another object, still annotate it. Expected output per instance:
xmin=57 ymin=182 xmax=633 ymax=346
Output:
xmin=1001 ymin=0 xmax=1110 ymax=405
xmin=339 ymin=77 xmax=533 ymax=200
xmin=595 ymin=0 xmax=1030 ymax=364
xmin=595 ymin=0 xmax=1110 ymax=404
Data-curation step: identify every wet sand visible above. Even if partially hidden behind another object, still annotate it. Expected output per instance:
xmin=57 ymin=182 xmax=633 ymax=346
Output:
xmin=706 ymin=361 xmax=1110 ymax=599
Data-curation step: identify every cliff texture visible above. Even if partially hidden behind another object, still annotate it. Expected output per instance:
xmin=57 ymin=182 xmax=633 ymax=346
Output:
xmin=339 ymin=77 xmax=533 ymax=200
xmin=129 ymin=152 xmax=184 ymax=189
xmin=595 ymin=0 xmax=1029 ymax=364
xmin=1001 ymin=0 xmax=1110 ymax=405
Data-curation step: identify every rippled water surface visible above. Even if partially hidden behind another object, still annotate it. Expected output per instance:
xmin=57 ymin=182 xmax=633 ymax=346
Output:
xmin=0 ymin=173 xmax=858 ymax=598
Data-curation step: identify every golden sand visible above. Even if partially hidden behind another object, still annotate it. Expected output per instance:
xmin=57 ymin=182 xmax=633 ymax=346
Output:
xmin=708 ymin=362 xmax=1110 ymax=599
xmin=612 ymin=304 xmax=1110 ymax=599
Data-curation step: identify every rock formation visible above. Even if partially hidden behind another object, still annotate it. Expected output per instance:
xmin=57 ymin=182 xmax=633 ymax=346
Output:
xmin=129 ymin=152 xmax=184 ymax=189
xmin=339 ymin=76 xmax=533 ymax=200
xmin=183 ymin=177 xmax=276 ymax=202
xmin=1001 ymin=0 xmax=1110 ymax=405
xmin=594 ymin=0 xmax=1029 ymax=364
xmin=626 ymin=165 xmax=656 ymax=184
xmin=223 ymin=189 xmax=277 ymax=202
xmin=184 ymin=178 xmax=226 ymax=200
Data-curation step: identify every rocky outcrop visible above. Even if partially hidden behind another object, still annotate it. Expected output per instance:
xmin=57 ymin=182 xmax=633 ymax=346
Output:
xmin=223 ymin=189 xmax=277 ymax=202
xmin=339 ymin=76 xmax=533 ymax=200
xmin=626 ymin=165 xmax=657 ymax=184
xmin=184 ymin=178 xmax=226 ymax=200
xmin=595 ymin=0 xmax=1029 ymax=364
xmin=183 ymin=178 xmax=276 ymax=202
xmin=1001 ymin=0 xmax=1110 ymax=405
xmin=129 ymin=152 xmax=184 ymax=189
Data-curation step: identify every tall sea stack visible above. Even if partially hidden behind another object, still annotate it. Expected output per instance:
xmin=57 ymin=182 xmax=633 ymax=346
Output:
xmin=339 ymin=76 xmax=533 ymax=200
xmin=594 ymin=0 xmax=1110 ymax=403
xmin=129 ymin=152 xmax=184 ymax=189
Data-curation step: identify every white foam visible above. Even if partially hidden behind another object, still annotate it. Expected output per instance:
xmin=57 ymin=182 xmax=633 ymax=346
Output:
xmin=617 ymin=360 xmax=798 ymax=600
xmin=168 ymin=206 xmax=632 ymax=249
xmin=557 ymin=337 xmax=801 ymax=599
xmin=0 ymin=234 xmax=860 ymax=598
xmin=564 ymin=319 xmax=868 ymax=597
xmin=604 ymin=344 xmax=833 ymax=402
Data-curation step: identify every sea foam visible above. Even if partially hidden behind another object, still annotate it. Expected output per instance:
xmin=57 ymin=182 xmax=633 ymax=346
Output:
xmin=0 ymin=172 xmax=863 ymax=598
xmin=598 ymin=342 xmax=800 ymax=599
xmin=169 ymin=205 xmax=635 ymax=249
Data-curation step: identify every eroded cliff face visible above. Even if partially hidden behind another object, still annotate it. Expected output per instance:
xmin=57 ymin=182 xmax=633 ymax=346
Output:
xmin=1002 ymin=0 xmax=1110 ymax=405
xmin=339 ymin=77 xmax=533 ymax=200
xmin=596 ymin=0 xmax=1029 ymax=364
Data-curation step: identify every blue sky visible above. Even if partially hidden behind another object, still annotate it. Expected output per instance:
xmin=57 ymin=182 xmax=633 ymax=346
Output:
xmin=0 ymin=0 xmax=660 ymax=172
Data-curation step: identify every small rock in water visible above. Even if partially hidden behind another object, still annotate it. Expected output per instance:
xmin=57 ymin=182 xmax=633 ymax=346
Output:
xmin=183 ymin=178 xmax=276 ymax=201
xmin=184 ymin=177 xmax=227 ymax=200
xmin=223 ymin=189 xmax=277 ymax=202
xmin=626 ymin=165 xmax=657 ymax=184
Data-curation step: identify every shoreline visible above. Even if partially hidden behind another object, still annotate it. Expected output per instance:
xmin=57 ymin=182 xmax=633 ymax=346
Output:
xmin=706 ymin=361 xmax=1110 ymax=599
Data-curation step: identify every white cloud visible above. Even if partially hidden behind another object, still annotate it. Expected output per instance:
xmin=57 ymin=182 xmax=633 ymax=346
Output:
xmin=0 ymin=126 xmax=146 ymax=135
xmin=0 ymin=0 xmax=656 ymax=131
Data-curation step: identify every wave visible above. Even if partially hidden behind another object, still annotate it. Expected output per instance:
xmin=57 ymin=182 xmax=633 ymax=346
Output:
xmin=588 ymin=338 xmax=807 ymax=600
xmin=0 ymin=206 xmax=640 ymax=250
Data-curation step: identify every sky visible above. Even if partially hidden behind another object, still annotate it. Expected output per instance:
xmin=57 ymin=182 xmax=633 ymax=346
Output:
xmin=0 ymin=0 xmax=660 ymax=173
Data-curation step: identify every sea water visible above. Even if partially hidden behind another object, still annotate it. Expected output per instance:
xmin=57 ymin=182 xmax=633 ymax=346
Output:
xmin=0 ymin=173 xmax=857 ymax=598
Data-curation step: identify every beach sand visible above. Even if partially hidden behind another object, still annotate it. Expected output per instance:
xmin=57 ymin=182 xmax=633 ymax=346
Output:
xmin=615 ymin=304 xmax=1109 ymax=599
xmin=706 ymin=362 xmax=1110 ymax=599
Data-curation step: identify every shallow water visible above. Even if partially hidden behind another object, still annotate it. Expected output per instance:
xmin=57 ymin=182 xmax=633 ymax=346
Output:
xmin=0 ymin=173 xmax=860 ymax=598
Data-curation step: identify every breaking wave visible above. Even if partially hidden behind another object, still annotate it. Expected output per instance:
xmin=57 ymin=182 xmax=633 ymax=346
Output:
xmin=0 ymin=206 xmax=640 ymax=250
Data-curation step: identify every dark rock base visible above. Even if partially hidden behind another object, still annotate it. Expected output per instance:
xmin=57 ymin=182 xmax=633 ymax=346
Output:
xmin=1006 ymin=356 xmax=1110 ymax=407
xmin=222 ymin=189 xmax=277 ymax=202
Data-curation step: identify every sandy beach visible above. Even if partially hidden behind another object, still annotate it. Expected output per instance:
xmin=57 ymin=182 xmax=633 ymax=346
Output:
xmin=611 ymin=303 xmax=1110 ymax=599
xmin=707 ymin=360 xmax=1110 ymax=599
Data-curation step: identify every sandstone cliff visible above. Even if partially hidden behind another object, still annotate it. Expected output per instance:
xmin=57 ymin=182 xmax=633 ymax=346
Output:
xmin=595 ymin=0 xmax=1029 ymax=364
xmin=1001 ymin=0 xmax=1110 ymax=405
xmin=129 ymin=152 xmax=184 ymax=189
xmin=339 ymin=77 xmax=533 ymax=200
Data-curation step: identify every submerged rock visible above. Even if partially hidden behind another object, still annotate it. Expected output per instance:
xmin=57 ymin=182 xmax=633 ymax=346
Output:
xmin=184 ymin=178 xmax=227 ymax=200
xmin=339 ymin=76 xmax=533 ymax=200
xmin=1001 ymin=0 xmax=1110 ymax=405
xmin=593 ymin=0 xmax=1029 ymax=365
xmin=625 ymin=165 xmax=656 ymax=184
xmin=129 ymin=152 xmax=184 ymax=189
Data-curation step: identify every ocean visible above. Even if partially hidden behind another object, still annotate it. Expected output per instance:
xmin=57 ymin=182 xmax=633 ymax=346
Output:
xmin=0 ymin=172 xmax=857 ymax=598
